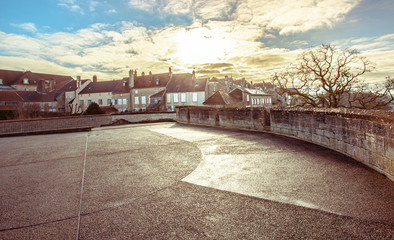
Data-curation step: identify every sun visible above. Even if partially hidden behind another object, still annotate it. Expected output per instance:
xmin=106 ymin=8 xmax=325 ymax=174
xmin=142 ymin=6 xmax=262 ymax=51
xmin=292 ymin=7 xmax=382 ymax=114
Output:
xmin=173 ymin=26 xmax=234 ymax=65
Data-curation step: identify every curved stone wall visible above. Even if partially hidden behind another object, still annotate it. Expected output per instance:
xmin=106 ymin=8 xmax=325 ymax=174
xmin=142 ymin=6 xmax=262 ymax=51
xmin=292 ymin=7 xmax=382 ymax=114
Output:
xmin=176 ymin=106 xmax=394 ymax=181
xmin=270 ymin=108 xmax=393 ymax=181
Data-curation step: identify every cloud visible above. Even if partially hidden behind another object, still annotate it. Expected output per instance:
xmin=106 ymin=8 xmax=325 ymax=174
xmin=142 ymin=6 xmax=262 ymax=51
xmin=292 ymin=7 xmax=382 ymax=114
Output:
xmin=89 ymin=1 xmax=99 ymax=11
xmin=106 ymin=9 xmax=117 ymax=14
xmin=128 ymin=0 xmax=157 ymax=12
xmin=11 ymin=22 xmax=38 ymax=33
xmin=1 ymin=14 xmax=392 ymax=85
xmin=58 ymin=0 xmax=84 ymax=15
xmin=163 ymin=0 xmax=193 ymax=15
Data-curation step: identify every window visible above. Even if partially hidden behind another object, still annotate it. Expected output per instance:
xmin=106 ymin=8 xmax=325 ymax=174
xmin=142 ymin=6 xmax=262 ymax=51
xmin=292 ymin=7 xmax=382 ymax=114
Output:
xmin=107 ymin=98 xmax=111 ymax=105
xmin=98 ymin=98 xmax=103 ymax=105
xmin=192 ymin=93 xmax=197 ymax=102
xmin=246 ymin=94 xmax=250 ymax=102
xmin=174 ymin=93 xmax=179 ymax=103
xmin=142 ymin=96 xmax=146 ymax=104
xmin=80 ymin=100 xmax=84 ymax=106
xmin=88 ymin=99 xmax=92 ymax=105
xmin=135 ymin=96 xmax=139 ymax=105
xmin=181 ymin=93 xmax=186 ymax=103
xmin=167 ymin=94 xmax=171 ymax=103
xmin=135 ymin=90 xmax=138 ymax=94
xmin=23 ymin=78 xmax=28 ymax=84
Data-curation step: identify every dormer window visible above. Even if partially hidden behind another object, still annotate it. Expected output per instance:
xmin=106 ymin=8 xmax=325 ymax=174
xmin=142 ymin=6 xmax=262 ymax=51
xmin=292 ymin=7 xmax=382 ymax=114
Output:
xmin=24 ymin=78 xmax=29 ymax=84
xmin=156 ymin=79 xmax=159 ymax=85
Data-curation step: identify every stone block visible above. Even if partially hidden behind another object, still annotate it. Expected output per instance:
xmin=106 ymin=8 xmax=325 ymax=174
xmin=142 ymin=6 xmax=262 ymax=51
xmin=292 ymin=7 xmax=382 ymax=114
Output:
xmin=312 ymin=134 xmax=322 ymax=145
xmin=372 ymin=122 xmax=387 ymax=137
xmin=384 ymin=157 xmax=393 ymax=176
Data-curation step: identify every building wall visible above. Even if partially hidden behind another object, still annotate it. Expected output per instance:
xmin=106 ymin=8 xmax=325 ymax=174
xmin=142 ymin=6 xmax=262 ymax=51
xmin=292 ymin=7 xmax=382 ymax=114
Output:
xmin=132 ymin=87 xmax=165 ymax=111
xmin=251 ymin=95 xmax=272 ymax=107
xmin=166 ymin=91 xmax=205 ymax=111
xmin=176 ymin=106 xmax=394 ymax=181
xmin=79 ymin=92 xmax=113 ymax=111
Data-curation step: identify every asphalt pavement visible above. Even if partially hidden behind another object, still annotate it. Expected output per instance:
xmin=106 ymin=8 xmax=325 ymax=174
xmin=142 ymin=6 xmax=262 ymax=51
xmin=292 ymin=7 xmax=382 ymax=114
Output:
xmin=0 ymin=122 xmax=393 ymax=239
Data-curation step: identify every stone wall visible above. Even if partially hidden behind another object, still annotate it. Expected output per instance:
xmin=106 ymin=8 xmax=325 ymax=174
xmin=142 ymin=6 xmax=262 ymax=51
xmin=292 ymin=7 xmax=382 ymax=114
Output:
xmin=0 ymin=115 xmax=112 ymax=136
xmin=176 ymin=106 xmax=394 ymax=181
xmin=0 ymin=112 xmax=176 ymax=136
xmin=270 ymin=108 xmax=393 ymax=181
xmin=113 ymin=112 xmax=176 ymax=124
xmin=176 ymin=106 xmax=271 ymax=131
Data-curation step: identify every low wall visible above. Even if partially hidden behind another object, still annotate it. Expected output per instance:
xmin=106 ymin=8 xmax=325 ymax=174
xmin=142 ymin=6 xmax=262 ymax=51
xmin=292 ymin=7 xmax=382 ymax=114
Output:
xmin=176 ymin=106 xmax=270 ymax=131
xmin=0 ymin=112 xmax=176 ymax=137
xmin=112 ymin=112 xmax=176 ymax=124
xmin=270 ymin=108 xmax=393 ymax=181
xmin=176 ymin=106 xmax=394 ymax=181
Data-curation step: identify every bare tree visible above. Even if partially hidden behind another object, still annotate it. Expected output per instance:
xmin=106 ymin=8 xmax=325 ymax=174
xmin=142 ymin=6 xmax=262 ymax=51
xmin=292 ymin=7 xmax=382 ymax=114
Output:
xmin=272 ymin=44 xmax=393 ymax=109
xmin=344 ymin=76 xmax=394 ymax=109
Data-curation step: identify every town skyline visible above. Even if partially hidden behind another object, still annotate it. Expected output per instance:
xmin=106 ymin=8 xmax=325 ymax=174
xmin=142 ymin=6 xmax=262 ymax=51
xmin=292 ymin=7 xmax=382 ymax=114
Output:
xmin=1 ymin=0 xmax=393 ymax=83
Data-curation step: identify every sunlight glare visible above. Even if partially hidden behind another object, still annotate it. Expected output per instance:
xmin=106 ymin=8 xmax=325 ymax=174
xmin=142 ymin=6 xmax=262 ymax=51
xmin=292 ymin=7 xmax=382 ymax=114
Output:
xmin=173 ymin=26 xmax=233 ymax=65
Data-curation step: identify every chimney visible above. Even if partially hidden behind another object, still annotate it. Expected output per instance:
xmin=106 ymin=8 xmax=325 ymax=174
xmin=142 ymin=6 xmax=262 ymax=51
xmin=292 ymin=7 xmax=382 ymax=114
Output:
xmin=169 ymin=67 xmax=173 ymax=79
xmin=77 ymin=76 xmax=81 ymax=88
xmin=93 ymin=75 xmax=97 ymax=83
xmin=129 ymin=69 xmax=135 ymax=88
xmin=225 ymin=75 xmax=228 ymax=81
xmin=149 ymin=71 xmax=152 ymax=81
xmin=192 ymin=69 xmax=196 ymax=80
xmin=142 ymin=72 xmax=145 ymax=77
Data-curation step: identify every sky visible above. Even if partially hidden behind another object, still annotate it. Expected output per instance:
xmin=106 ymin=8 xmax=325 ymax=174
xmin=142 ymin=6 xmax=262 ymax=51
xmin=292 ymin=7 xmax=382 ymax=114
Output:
xmin=0 ymin=0 xmax=393 ymax=83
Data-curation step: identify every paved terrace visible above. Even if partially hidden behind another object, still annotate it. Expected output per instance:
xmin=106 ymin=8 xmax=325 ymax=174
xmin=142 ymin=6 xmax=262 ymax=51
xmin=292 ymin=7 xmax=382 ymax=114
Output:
xmin=0 ymin=123 xmax=393 ymax=239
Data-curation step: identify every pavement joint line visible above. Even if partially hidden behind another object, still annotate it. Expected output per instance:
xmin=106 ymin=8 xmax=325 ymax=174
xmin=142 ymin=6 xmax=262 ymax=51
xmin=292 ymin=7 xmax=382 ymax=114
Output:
xmin=76 ymin=133 xmax=89 ymax=240
xmin=0 ymin=216 xmax=77 ymax=232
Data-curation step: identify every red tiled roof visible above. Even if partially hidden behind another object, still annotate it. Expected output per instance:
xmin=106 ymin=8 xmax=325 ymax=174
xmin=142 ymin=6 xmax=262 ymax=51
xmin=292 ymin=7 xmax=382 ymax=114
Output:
xmin=0 ymin=70 xmax=24 ymax=85
xmin=16 ymin=91 xmax=56 ymax=102
xmin=79 ymin=79 xmax=130 ymax=94
xmin=203 ymin=90 xmax=241 ymax=105
xmin=0 ymin=91 xmax=24 ymax=102
xmin=166 ymin=74 xmax=207 ymax=93
xmin=229 ymin=87 xmax=269 ymax=96
xmin=0 ymin=69 xmax=74 ymax=86
xmin=133 ymin=73 xmax=172 ymax=89
xmin=150 ymin=89 xmax=166 ymax=98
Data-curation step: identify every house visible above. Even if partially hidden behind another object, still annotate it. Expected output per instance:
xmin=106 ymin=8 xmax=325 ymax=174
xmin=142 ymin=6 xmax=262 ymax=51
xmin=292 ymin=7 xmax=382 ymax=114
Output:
xmin=165 ymin=71 xmax=208 ymax=111
xmin=228 ymin=87 xmax=272 ymax=108
xmin=203 ymin=90 xmax=243 ymax=108
xmin=130 ymin=69 xmax=173 ymax=112
xmin=0 ymin=91 xmax=23 ymax=109
xmin=0 ymin=69 xmax=77 ymax=112
xmin=206 ymin=75 xmax=235 ymax=99
xmin=15 ymin=91 xmax=58 ymax=112
xmin=147 ymin=89 xmax=166 ymax=111
xmin=77 ymin=76 xmax=131 ymax=113
xmin=0 ymin=69 xmax=73 ymax=92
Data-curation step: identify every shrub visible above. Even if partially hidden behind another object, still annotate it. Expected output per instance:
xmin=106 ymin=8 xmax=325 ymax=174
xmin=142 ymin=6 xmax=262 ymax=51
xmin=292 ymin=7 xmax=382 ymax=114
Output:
xmin=0 ymin=109 xmax=18 ymax=120
xmin=85 ymin=102 xmax=104 ymax=115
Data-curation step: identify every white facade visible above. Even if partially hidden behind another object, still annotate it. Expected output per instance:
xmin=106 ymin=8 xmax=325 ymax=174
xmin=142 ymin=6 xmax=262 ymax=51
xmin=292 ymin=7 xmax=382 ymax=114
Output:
xmin=166 ymin=91 xmax=205 ymax=111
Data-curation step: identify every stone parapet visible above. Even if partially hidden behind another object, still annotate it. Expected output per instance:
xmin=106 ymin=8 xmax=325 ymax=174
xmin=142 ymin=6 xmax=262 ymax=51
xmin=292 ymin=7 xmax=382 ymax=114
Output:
xmin=0 ymin=112 xmax=176 ymax=137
